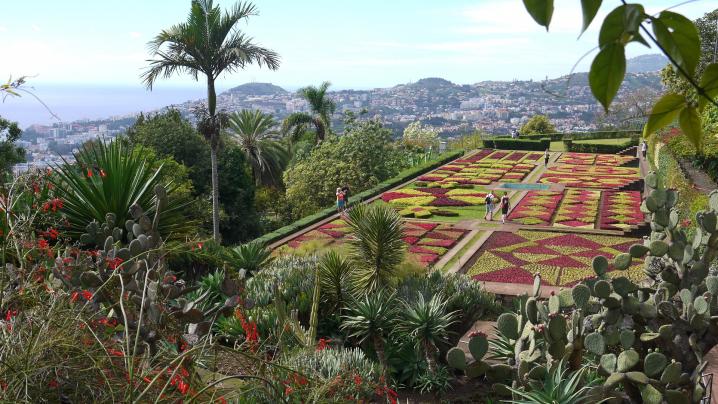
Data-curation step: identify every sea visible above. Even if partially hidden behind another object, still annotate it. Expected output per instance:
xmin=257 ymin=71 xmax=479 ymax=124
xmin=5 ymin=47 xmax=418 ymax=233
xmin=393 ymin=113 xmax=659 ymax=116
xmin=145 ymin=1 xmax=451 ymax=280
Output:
xmin=0 ymin=84 xmax=218 ymax=129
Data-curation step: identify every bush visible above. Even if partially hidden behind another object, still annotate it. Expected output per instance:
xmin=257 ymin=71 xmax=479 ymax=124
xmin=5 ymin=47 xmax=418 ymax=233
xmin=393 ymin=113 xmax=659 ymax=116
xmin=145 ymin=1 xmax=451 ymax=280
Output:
xmin=251 ymin=149 xmax=464 ymax=246
xmin=567 ymin=138 xmax=638 ymax=154
xmin=487 ymin=137 xmax=550 ymax=151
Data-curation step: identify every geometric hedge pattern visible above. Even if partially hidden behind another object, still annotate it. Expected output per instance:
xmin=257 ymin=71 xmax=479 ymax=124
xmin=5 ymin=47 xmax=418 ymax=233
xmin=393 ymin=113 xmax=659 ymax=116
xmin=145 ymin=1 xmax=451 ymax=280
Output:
xmin=467 ymin=230 xmax=644 ymax=287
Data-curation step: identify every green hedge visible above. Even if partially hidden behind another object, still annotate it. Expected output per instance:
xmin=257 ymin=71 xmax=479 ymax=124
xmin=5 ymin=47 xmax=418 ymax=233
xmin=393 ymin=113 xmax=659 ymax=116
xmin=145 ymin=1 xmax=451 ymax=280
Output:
xmin=251 ymin=149 xmax=465 ymax=246
xmin=522 ymin=130 xmax=640 ymax=141
xmin=567 ymin=138 xmax=637 ymax=154
xmin=487 ymin=137 xmax=550 ymax=151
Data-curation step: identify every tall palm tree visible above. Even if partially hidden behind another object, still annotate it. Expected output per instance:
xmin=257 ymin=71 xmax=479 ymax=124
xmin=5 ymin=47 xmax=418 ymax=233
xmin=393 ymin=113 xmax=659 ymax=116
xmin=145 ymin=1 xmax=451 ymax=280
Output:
xmin=227 ymin=110 xmax=288 ymax=187
xmin=346 ymin=204 xmax=405 ymax=294
xmin=142 ymin=0 xmax=279 ymax=242
xmin=341 ymin=290 xmax=397 ymax=377
xmin=282 ymin=81 xmax=336 ymax=143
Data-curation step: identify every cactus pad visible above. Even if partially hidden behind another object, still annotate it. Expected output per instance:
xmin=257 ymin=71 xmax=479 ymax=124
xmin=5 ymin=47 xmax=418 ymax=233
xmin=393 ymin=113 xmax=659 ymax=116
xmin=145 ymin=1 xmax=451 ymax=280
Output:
xmin=617 ymin=349 xmax=639 ymax=372
xmin=585 ymin=332 xmax=606 ymax=355
xmin=649 ymin=240 xmax=669 ymax=256
xmin=593 ymin=280 xmax=611 ymax=299
xmin=446 ymin=347 xmax=467 ymax=370
xmin=468 ymin=334 xmax=488 ymax=361
xmin=592 ymin=256 xmax=608 ymax=276
xmin=496 ymin=313 xmax=519 ymax=340
xmin=644 ymin=351 xmax=668 ymax=377
xmin=571 ymin=284 xmax=591 ymax=309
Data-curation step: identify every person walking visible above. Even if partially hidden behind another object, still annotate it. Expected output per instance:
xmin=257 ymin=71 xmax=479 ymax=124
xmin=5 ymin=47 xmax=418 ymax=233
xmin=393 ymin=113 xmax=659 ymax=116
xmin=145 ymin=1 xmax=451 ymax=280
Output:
xmin=336 ymin=187 xmax=346 ymax=213
xmin=341 ymin=184 xmax=350 ymax=209
xmin=544 ymin=148 xmax=550 ymax=166
xmin=500 ymin=192 xmax=510 ymax=224
xmin=641 ymin=141 xmax=647 ymax=159
xmin=485 ymin=191 xmax=495 ymax=221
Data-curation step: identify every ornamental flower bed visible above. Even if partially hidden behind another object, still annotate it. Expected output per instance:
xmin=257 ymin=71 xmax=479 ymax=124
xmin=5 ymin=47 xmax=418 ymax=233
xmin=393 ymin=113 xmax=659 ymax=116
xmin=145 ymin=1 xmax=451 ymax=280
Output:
xmin=599 ymin=191 xmax=644 ymax=230
xmin=467 ymin=230 xmax=644 ymax=287
xmin=556 ymin=152 xmax=595 ymax=165
xmin=595 ymin=154 xmax=637 ymax=167
xmin=552 ymin=189 xmax=600 ymax=229
xmin=539 ymin=173 xmax=640 ymax=189
xmin=507 ymin=191 xmax=562 ymax=225
xmin=546 ymin=164 xmax=639 ymax=177
xmin=281 ymin=220 xmax=467 ymax=268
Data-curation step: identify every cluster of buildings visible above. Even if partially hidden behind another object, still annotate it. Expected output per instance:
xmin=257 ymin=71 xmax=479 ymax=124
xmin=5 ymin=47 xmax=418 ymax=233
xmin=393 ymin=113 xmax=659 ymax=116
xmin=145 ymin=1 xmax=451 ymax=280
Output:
xmin=12 ymin=72 xmax=660 ymax=173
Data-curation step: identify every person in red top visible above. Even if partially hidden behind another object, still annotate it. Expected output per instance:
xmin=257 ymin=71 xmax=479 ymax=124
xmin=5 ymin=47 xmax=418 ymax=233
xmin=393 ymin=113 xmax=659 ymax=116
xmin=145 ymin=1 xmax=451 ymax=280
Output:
xmin=336 ymin=187 xmax=346 ymax=213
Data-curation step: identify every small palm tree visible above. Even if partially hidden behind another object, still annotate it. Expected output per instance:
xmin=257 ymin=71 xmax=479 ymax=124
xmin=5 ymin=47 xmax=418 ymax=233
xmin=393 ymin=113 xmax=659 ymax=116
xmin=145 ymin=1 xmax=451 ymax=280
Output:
xmin=506 ymin=359 xmax=600 ymax=404
xmin=397 ymin=293 xmax=458 ymax=374
xmin=341 ymin=290 xmax=397 ymax=376
xmin=142 ymin=0 xmax=279 ymax=242
xmin=318 ymin=251 xmax=354 ymax=313
xmin=346 ymin=204 xmax=405 ymax=294
xmin=229 ymin=241 xmax=272 ymax=276
xmin=282 ymin=81 xmax=336 ymax=143
xmin=227 ymin=110 xmax=288 ymax=187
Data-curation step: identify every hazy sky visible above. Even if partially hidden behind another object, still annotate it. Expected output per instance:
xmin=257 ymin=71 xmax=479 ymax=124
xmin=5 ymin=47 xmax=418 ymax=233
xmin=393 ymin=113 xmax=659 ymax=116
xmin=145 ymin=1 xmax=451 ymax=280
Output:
xmin=0 ymin=0 xmax=714 ymax=90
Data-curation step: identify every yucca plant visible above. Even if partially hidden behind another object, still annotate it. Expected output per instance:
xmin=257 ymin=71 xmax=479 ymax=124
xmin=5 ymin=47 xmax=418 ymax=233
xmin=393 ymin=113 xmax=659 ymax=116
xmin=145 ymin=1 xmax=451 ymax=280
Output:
xmin=318 ymin=251 xmax=354 ymax=313
xmin=229 ymin=241 xmax=272 ymax=276
xmin=506 ymin=359 xmax=603 ymax=404
xmin=50 ymin=140 xmax=191 ymax=241
xmin=346 ymin=203 xmax=405 ymax=293
xmin=341 ymin=290 xmax=397 ymax=376
xmin=396 ymin=293 xmax=458 ymax=374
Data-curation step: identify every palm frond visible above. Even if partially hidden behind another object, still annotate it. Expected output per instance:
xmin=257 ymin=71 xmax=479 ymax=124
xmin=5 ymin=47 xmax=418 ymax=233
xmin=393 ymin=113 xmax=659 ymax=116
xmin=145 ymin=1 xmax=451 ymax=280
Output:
xmin=318 ymin=251 xmax=354 ymax=312
xmin=227 ymin=110 xmax=288 ymax=186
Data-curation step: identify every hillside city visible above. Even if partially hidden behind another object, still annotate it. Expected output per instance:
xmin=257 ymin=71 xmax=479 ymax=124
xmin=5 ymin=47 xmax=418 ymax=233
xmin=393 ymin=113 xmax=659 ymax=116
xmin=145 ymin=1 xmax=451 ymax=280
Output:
xmin=14 ymin=56 xmax=664 ymax=173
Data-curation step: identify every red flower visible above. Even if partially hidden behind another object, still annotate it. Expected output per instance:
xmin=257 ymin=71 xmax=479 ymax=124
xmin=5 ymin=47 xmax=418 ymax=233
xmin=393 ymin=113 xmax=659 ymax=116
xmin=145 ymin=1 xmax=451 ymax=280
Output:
xmin=99 ymin=169 xmax=106 ymax=178
xmin=87 ymin=168 xmax=93 ymax=178
xmin=316 ymin=338 xmax=331 ymax=351
xmin=353 ymin=374 xmax=362 ymax=386
xmin=197 ymin=242 xmax=204 ymax=250
xmin=81 ymin=290 xmax=93 ymax=301
xmin=107 ymin=349 xmax=124 ymax=357
xmin=71 ymin=292 xmax=80 ymax=302
xmin=284 ymin=385 xmax=293 ymax=396
xmin=106 ymin=257 xmax=124 ymax=270
xmin=4 ymin=309 xmax=18 ymax=322
xmin=37 ymin=239 xmax=49 ymax=249
xmin=47 ymin=379 xmax=59 ymax=388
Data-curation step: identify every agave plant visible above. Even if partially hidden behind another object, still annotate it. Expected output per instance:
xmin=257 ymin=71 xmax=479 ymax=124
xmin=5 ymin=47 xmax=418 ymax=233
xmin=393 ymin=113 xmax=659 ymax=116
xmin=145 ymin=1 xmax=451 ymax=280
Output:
xmin=341 ymin=290 xmax=397 ymax=376
xmin=318 ymin=251 xmax=354 ymax=312
xmin=396 ymin=293 xmax=458 ymax=373
xmin=506 ymin=360 xmax=602 ymax=404
xmin=50 ymin=140 xmax=191 ymax=241
xmin=346 ymin=203 xmax=405 ymax=293
xmin=229 ymin=241 xmax=272 ymax=276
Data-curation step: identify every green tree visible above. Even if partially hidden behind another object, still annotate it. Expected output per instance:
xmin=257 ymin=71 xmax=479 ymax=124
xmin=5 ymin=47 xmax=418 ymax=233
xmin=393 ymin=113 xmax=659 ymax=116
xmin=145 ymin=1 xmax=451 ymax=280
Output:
xmin=282 ymin=81 xmax=336 ymax=143
xmin=283 ymin=119 xmax=408 ymax=217
xmin=0 ymin=116 xmax=25 ymax=180
xmin=142 ymin=0 xmax=280 ymax=242
xmin=227 ymin=110 xmax=289 ymax=187
xmin=519 ymin=114 xmax=556 ymax=136
xmin=217 ymin=145 xmax=261 ymax=244
xmin=126 ymin=110 xmax=211 ymax=195
xmin=402 ymin=121 xmax=438 ymax=150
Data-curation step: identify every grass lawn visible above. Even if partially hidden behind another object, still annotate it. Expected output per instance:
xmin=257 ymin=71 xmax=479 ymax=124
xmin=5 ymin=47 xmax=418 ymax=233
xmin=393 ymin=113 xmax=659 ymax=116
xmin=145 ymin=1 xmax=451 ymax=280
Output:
xmin=550 ymin=141 xmax=567 ymax=152
xmin=573 ymin=137 xmax=632 ymax=145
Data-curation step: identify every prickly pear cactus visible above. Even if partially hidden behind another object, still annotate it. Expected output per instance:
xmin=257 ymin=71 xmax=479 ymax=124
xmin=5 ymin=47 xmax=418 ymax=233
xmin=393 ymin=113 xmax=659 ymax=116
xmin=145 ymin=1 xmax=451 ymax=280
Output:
xmin=52 ymin=185 xmax=241 ymax=353
xmin=447 ymin=176 xmax=718 ymax=403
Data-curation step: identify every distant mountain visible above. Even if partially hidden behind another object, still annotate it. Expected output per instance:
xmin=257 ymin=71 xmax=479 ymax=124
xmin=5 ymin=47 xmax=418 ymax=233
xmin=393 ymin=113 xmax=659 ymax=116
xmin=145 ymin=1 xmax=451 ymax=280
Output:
xmin=223 ymin=82 xmax=288 ymax=96
xmin=399 ymin=77 xmax=457 ymax=90
xmin=627 ymin=54 xmax=668 ymax=73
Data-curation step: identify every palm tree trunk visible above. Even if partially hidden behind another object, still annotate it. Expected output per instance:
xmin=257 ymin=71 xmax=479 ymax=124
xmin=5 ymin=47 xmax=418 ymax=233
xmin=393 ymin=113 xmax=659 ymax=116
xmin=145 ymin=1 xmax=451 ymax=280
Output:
xmin=207 ymin=76 xmax=221 ymax=242
xmin=314 ymin=118 xmax=325 ymax=143
xmin=424 ymin=340 xmax=437 ymax=373
xmin=372 ymin=335 xmax=389 ymax=377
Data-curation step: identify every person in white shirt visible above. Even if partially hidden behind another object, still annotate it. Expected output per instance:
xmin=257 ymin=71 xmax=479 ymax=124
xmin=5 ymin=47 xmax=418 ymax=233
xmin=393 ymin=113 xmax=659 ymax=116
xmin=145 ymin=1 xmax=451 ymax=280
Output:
xmin=484 ymin=191 xmax=495 ymax=221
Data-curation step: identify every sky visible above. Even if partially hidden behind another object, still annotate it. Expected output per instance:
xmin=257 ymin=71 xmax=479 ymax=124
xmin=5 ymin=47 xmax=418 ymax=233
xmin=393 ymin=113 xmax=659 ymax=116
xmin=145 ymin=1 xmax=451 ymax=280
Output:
xmin=1 ymin=0 xmax=714 ymax=91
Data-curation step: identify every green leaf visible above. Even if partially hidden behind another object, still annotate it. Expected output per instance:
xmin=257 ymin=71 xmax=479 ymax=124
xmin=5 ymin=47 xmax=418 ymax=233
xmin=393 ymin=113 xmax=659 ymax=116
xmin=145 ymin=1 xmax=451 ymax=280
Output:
xmin=679 ymin=107 xmax=704 ymax=151
xmin=581 ymin=0 xmax=603 ymax=34
xmin=589 ymin=43 xmax=626 ymax=111
xmin=599 ymin=4 xmax=647 ymax=47
xmin=522 ymin=0 xmax=554 ymax=30
xmin=642 ymin=93 xmax=685 ymax=138
xmin=652 ymin=11 xmax=701 ymax=77
xmin=698 ymin=63 xmax=718 ymax=110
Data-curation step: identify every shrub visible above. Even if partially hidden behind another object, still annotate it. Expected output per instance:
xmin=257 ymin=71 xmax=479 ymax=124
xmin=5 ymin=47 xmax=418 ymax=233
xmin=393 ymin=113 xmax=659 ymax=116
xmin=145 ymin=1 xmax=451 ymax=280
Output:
xmin=488 ymin=137 xmax=551 ymax=151
xmin=567 ymin=138 xmax=638 ymax=154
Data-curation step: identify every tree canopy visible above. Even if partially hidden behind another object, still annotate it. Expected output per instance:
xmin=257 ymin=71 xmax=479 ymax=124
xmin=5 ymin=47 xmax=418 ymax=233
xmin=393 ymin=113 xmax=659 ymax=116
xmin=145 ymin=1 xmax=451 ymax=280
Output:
xmin=0 ymin=116 xmax=25 ymax=180
xmin=519 ymin=114 xmax=556 ymax=136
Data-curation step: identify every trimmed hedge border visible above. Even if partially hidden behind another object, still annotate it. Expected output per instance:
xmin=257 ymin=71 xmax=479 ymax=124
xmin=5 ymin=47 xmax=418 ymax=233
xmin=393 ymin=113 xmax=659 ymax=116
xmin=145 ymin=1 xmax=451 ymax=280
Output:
xmin=567 ymin=138 xmax=638 ymax=154
xmin=486 ymin=137 xmax=551 ymax=151
xmin=522 ymin=130 xmax=641 ymax=141
xmin=251 ymin=149 xmax=465 ymax=246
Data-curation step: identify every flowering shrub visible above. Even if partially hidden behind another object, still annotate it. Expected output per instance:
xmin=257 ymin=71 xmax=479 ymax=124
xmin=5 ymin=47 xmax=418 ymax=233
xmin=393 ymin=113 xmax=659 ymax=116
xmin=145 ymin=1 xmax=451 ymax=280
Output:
xmin=467 ymin=230 xmax=643 ymax=287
